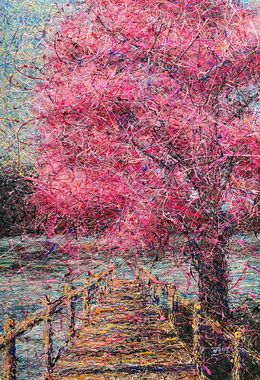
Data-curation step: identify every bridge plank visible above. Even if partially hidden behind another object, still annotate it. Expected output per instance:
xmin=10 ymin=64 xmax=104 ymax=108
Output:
xmin=52 ymin=279 xmax=198 ymax=379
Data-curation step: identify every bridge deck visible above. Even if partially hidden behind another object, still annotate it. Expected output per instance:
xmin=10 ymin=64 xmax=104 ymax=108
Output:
xmin=52 ymin=279 xmax=198 ymax=379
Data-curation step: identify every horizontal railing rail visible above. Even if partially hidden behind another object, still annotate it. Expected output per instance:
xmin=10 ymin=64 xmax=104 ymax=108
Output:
xmin=0 ymin=264 xmax=115 ymax=380
xmin=1 ymin=263 xmax=258 ymax=380
xmin=135 ymin=265 xmax=259 ymax=380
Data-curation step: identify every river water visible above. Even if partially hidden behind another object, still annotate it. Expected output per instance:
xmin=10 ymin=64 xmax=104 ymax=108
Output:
xmin=0 ymin=235 xmax=259 ymax=379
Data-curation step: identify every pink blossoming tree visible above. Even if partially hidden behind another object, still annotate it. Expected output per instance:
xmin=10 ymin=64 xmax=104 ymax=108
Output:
xmin=31 ymin=0 xmax=259 ymax=320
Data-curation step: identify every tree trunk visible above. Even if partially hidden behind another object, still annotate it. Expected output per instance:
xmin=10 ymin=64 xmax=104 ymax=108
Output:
xmin=197 ymin=247 xmax=230 ymax=321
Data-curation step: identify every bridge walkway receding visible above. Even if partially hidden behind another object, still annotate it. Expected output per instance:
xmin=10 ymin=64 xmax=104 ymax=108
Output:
xmin=52 ymin=279 xmax=198 ymax=380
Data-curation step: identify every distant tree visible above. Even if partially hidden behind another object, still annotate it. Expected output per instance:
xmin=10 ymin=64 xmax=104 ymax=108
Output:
xmin=31 ymin=0 xmax=259 ymax=321
xmin=0 ymin=168 xmax=34 ymax=236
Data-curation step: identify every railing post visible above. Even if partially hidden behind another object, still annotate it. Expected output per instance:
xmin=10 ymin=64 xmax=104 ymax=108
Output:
xmin=110 ymin=265 xmax=115 ymax=290
xmin=97 ymin=280 xmax=102 ymax=304
xmin=167 ymin=286 xmax=174 ymax=326
xmin=174 ymin=293 xmax=179 ymax=329
xmin=134 ymin=267 xmax=140 ymax=281
xmin=3 ymin=316 xmax=16 ymax=380
xmin=104 ymin=274 xmax=109 ymax=295
xmin=64 ymin=285 xmax=75 ymax=340
xmin=82 ymin=279 xmax=90 ymax=326
xmin=154 ymin=284 xmax=160 ymax=304
xmin=232 ymin=329 xmax=243 ymax=380
xmin=192 ymin=302 xmax=202 ymax=377
xmin=140 ymin=269 xmax=145 ymax=293
xmin=42 ymin=297 xmax=53 ymax=379
xmin=135 ymin=267 xmax=144 ymax=291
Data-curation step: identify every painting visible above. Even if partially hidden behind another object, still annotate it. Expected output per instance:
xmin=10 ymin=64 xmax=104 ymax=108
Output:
xmin=0 ymin=1 xmax=259 ymax=379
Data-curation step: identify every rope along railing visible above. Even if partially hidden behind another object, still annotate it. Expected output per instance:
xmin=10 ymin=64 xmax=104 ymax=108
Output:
xmin=0 ymin=264 xmax=115 ymax=380
xmin=135 ymin=266 xmax=259 ymax=380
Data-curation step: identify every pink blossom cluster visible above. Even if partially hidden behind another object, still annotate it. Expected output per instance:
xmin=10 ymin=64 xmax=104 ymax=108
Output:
xmin=31 ymin=0 xmax=259 ymax=258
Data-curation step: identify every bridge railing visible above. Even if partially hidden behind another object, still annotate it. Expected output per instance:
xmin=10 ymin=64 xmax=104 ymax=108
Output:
xmin=135 ymin=266 xmax=259 ymax=380
xmin=0 ymin=264 xmax=115 ymax=380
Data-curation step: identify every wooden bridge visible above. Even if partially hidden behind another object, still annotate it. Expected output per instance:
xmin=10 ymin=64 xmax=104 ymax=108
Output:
xmin=0 ymin=264 xmax=256 ymax=380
